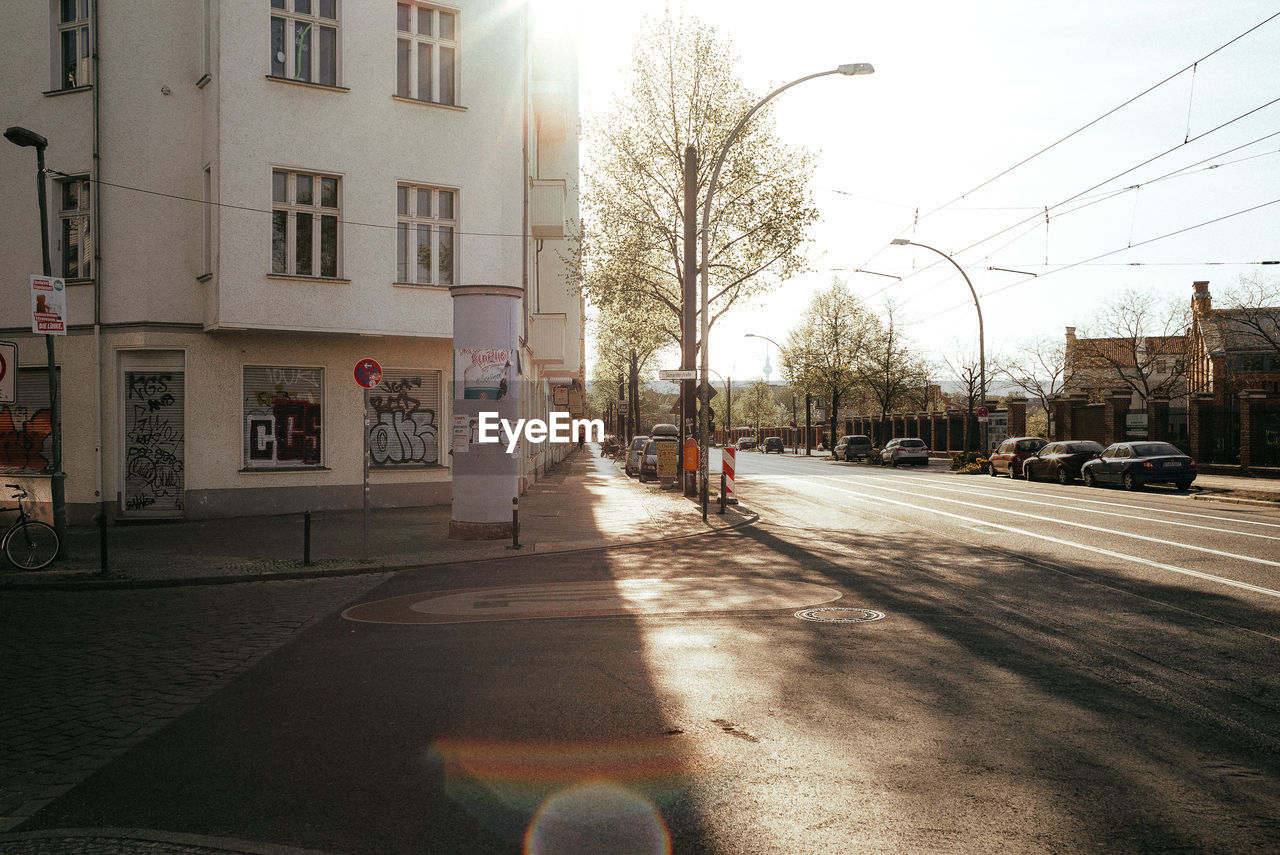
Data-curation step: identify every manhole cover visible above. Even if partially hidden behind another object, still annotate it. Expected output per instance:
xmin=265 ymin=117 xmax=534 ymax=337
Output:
xmin=795 ymin=607 xmax=885 ymax=623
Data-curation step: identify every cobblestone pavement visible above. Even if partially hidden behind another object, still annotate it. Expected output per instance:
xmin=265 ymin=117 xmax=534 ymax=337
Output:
xmin=0 ymin=829 xmax=338 ymax=854
xmin=0 ymin=575 xmax=389 ymax=834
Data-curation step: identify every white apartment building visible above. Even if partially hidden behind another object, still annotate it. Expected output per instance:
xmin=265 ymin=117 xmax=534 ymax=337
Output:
xmin=0 ymin=0 xmax=582 ymax=525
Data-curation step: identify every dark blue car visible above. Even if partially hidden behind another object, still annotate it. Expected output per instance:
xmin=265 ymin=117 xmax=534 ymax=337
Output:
xmin=1080 ymin=441 xmax=1196 ymax=492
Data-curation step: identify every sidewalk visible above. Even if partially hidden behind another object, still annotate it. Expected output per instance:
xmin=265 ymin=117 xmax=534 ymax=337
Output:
xmin=0 ymin=448 xmax=754 ymax=589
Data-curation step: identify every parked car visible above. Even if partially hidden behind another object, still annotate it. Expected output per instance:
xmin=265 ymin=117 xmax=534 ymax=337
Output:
xmin=879 ymin=437 xmax=930 ymax=466
xmin=763 ymin=436 xmax=784 ymax=453
xmin=1022 ymin=440 xmax=1105 ymax=484
xmin=736 ymin=437 xmax=757 ymax=451
xmin=834 ymin=434 xmax=874 ymax=462
xmin=1080 ymin=441 xmax=1196 ymax=491
xmin=989 ymin=436 xmax=1048 ymax=477
xmin=639 ymin=435 xmax=678 ymax=482
xmin=624 ymin=435 xmax=648 ymax=477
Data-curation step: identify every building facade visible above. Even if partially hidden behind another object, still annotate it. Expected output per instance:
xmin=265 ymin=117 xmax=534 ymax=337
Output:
xmin=0 ymin=1 xmax=581 ymax=525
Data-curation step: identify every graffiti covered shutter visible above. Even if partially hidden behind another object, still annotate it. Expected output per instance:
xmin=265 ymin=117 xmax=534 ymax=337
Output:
xmin=122 ymin=352 xmax=185 ymax=515
xmin=243 ymin=366 xmax=324 ymax=468
xmin=0 ymin=368 xmax=60 ymax=473
xmin=365 ymin=368 xmax=442 ymax=467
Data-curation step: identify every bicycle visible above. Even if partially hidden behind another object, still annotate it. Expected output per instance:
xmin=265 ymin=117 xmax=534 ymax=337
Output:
xmin=2 ymin=484 xmax=60 ymax=570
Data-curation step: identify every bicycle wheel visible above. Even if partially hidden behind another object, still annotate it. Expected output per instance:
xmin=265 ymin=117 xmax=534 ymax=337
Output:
xmin=4 ymin=520 xmax=59 ymax=570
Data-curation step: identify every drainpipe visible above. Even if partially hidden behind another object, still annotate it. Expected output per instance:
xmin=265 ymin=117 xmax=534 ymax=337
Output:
xmin=92 ymin=0 xmax=106 ymax=522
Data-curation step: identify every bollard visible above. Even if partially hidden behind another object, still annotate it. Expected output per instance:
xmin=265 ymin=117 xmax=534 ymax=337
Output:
xmin=719 ymin=470 xmax=727 ymax=514
xmin=303 ymin=510 xmax=312 ymax=566
xmin=97 ymin=512 xmax=109 ymax=575
xmin=512 ymin=497 xmax=520 ymax=549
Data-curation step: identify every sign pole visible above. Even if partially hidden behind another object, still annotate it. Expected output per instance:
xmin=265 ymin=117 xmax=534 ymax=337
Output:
xmin=363 ymin=387 xmax=370 ymax=558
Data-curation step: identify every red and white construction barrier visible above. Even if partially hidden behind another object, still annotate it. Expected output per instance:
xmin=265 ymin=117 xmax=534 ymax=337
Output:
xmin=722 ymin=446 xmax=737 ymax=504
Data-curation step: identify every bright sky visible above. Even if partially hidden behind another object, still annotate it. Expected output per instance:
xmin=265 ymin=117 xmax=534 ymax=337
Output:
xmin=568 ymin=0 xmax=1280 ymax=383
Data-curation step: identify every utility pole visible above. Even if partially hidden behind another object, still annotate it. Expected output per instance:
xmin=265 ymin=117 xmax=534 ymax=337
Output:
xmin=681 ymin=145 xmax=698 ymax=496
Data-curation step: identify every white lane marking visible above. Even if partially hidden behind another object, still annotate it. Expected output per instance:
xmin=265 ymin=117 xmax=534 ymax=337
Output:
xmin=875 ymin=467 xmax=1280 ymax=530
xmin=797 ymin=474 xmax=1280 ymax=570
xmin=777 ymin=476 xmax=1280 ymax=599
xmin=848 ymin=472 xmax=1280 ymax=542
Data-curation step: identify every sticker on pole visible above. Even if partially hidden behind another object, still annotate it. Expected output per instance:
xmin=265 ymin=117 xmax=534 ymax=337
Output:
xmin=0 ymin=341 xmax=16 ymax=404
xmin=354 ymin=358 xmax=383 ymax=389
xmin=30 ymin=275 xmax=66 ymax=335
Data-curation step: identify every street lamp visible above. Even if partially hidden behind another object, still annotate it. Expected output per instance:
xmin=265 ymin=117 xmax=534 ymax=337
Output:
xmin=745 ymin=332 xmax=812 ymax=456
xmin=699 ymin=62 xmax=875 ymax=517
xmin=890 ymin=238 xmax=986 ymax=453
xmin=5 ymin=126 xmax=66 ymax=555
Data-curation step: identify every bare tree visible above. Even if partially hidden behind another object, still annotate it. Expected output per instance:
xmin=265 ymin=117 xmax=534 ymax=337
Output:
xmin=994 ymin=335 xmax=1075 ymax=414
xmin=943 ymin=343 xmax=983 ymax=455
xmin=856 ymin=303 xmax=929 ymax=445
xmin=1221 ymin=272 xmax=1280 ymax=355
xmin=1074 ymin=289 xmax=1189 ymax=404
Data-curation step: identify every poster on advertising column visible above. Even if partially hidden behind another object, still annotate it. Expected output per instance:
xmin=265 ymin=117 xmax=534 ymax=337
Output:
xmin=455 ymin=348 xmax=514 ymax=401
xmin=30 ymin=275 xmax=66 ymax=335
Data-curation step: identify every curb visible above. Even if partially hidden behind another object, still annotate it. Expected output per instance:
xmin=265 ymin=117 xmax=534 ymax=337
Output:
xmin=0 ymin=507 xmax=762 ymax=592
xmin=1190 ymin=493 xmax=1280 ymax=507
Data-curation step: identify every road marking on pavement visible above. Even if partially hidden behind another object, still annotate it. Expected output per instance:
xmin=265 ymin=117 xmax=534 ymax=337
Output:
xmin=342 ymin=577 xmax=843 ymax=625
xmin=780 ymin=476 xmax=1280 ymax=600
xmin=881 ymin=467 xmax=1280 ymax=529
xmin=804 ymin=474 xmax=1280 ymax=570
xmin=851 ymin=473 xmax=1280 ymax=542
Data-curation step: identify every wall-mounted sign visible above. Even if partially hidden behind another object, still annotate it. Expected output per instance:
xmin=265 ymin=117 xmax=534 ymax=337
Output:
xmin=354 ymin=358 xmax=383 ymax=389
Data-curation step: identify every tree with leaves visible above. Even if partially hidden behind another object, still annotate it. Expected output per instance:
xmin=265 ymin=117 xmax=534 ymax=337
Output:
xmin=577 ymin=11 xmax=819 ymax=358
xmin=736 ymin=379 xmax=783 ymax=438
xmin=587 ymin=295 xmax=673 ymax=439
xmin=780 ymin=279 xmax=876 ymax=452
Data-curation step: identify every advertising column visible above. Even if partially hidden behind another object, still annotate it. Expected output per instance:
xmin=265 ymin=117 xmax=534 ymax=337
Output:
xmin=449 ymin=285 xmax=523 ymax=539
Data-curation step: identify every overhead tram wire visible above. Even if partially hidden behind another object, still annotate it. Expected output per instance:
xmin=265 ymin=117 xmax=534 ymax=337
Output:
xmin=848 ymin=12 xmax=1280 ymax=284
xmin=910 ymin=10 xmax=1280 ymax=226
xmin=49 ymin=174 xmax=530 ymax=240
xmin=915 ymin=196 xmax=1280 ymax=324
xmin=860 ymin=113 xmax=1280 ymax=310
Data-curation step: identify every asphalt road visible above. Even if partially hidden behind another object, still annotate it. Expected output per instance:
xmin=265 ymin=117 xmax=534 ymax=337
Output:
xmin=7 ymin=453 xmax=1280 ymax=854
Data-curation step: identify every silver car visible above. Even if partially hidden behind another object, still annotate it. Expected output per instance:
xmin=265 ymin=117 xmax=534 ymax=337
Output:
xmin=879 ymin=437 xmax=930 ymax=466
xmin=624 ymin=436 xmax=648 ymax=477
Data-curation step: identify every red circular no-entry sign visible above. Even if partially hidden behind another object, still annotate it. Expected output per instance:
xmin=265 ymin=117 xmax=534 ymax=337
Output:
xmin=354 ymin=358 xmax=383 ymax=389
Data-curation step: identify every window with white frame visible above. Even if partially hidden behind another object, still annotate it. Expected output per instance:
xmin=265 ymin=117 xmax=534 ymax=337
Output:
xmin=272 ymin=170 xmax=340 ymax=278
xmin=55 ymin=0 xmax=92 ymax=89
xmin=58 ymin=176 xmax=92 ymax=279
xmin=395 ymin=3 xmax=457 ymax=105
xmin=270 ymin=0 xmax=339 ymax=86
xmin=396 ymin=184 xmax=454 ymax=285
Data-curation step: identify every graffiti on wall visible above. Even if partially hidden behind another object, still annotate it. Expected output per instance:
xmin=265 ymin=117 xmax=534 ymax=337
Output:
xmin=0 ymin=407 xmax=52 ymax=471
xmin=367 ymin=375 xmax=439 ymax=466
xmin=124 ymin=372 xmax=185 ymax=511
xmin=244 ymin=367 xmax=324 ymax=468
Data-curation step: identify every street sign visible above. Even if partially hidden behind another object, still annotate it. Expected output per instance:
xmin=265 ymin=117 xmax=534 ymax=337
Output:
xmin=698 ymin=381 xmax=718 ymax=399
xmin=0 ymin=341 xmax=15 ymax=404
xmin=977 ymin=406 xmax=990 ymax=418
xmin=659 ymin=369 xmax=698 ymax=380
xmin=354 ymin=358 xmax=383 ymax=388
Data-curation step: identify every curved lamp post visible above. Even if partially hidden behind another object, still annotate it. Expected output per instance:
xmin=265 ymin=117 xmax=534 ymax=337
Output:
xmin=699 ymin=62 xmax=874 ymax=517
xmin=890 ymin=238 xmax=985 ymax=453
xmin=5 ymin=126 xmax=66 ymax=555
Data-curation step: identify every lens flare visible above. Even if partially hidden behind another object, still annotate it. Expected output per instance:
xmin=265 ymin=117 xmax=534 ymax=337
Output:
xmin=524 ymin=782 xmax=671 ymax=855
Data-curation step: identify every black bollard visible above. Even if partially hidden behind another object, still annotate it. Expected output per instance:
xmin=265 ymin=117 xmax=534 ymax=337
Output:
xmin=303 ymin=510 xmax=312 ymax=566
xmin=512 ymin=497 xmax=520 ymax=549
xmin=719 ymin=470 xmax=727 ymax=514
xmin=97 ymin=512 xmax=108 ymax=575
